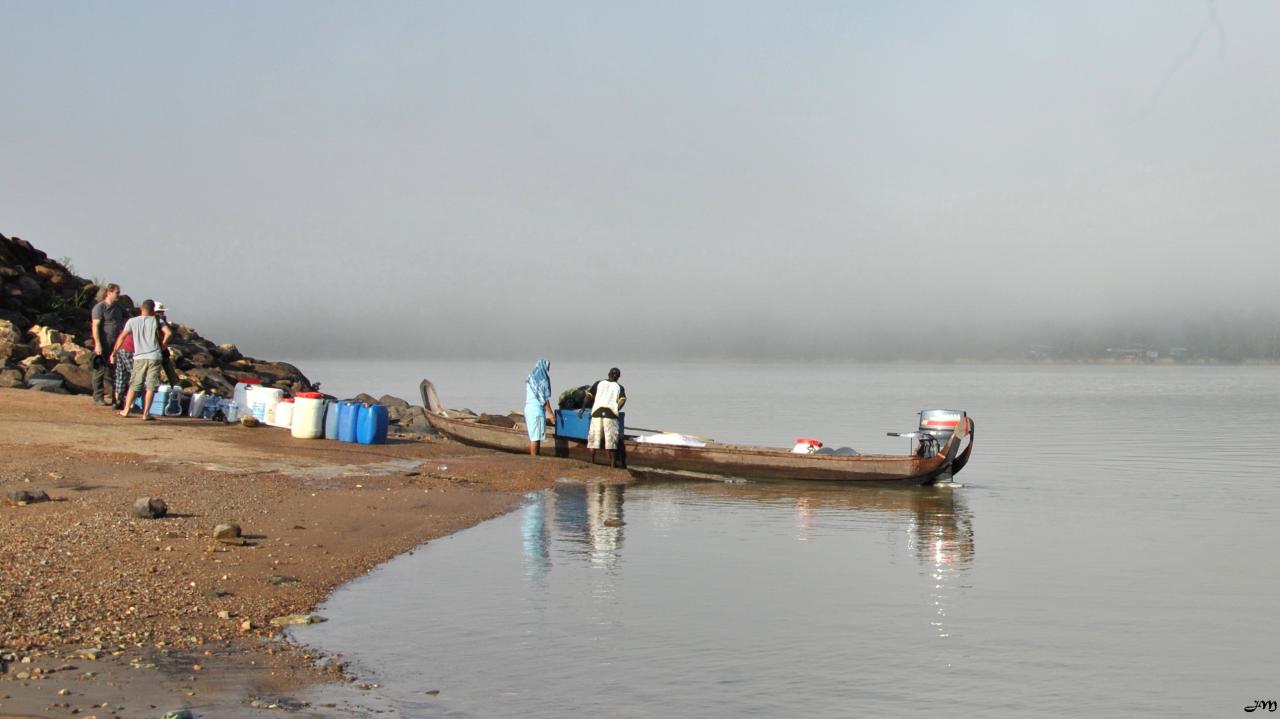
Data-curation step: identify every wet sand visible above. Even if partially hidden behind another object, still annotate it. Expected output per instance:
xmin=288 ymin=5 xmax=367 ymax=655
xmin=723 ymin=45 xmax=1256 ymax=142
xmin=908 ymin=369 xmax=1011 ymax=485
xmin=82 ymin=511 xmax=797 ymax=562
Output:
xmin=0 ymin=388 xmax=623 ymax=718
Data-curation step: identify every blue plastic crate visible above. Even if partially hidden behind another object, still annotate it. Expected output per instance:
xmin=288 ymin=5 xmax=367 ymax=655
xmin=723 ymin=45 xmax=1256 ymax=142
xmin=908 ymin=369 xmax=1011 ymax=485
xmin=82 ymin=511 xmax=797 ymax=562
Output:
xmin=555 ymin=409 xmax=590 ymax=440
xmin=555 ymin=409 xmax=625 ymax=441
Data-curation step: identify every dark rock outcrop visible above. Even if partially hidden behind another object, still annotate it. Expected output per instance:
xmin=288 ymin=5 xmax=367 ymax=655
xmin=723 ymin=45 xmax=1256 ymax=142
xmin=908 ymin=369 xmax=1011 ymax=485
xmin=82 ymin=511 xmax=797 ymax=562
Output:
xmin=2 ymin=232 xmax=446 ymax=431
xmin=0 ymin=232 xmax=313 ymax=396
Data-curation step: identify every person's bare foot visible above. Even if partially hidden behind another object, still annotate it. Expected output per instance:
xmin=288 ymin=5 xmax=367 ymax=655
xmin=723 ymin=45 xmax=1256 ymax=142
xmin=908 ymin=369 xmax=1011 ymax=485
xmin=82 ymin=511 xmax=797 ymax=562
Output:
xmin=119 ymin=410 xmax=130 ymax=418
xmin=142 ymin=415 xmax=156 ymax=422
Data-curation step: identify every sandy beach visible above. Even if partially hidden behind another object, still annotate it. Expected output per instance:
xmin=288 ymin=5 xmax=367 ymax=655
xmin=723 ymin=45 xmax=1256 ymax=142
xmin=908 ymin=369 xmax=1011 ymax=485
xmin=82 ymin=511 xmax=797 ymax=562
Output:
xmin=0 ymin=388 xmax=623 ymax=718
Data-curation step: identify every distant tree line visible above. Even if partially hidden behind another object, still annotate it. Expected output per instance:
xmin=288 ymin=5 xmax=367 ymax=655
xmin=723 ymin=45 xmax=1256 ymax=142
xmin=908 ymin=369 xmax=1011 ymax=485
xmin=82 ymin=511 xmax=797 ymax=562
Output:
xmin=1013 ymin=310 xmax=1280 ymax=363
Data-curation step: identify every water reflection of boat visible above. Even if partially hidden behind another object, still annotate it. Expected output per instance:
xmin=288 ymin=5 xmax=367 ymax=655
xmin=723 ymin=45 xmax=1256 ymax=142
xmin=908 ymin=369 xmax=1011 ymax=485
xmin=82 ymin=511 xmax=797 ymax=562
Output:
xmin=666 ymin=481 xmax=974 ymax=568
xmin=660 ymin=481 xmax=974 ymax=642
xmin=422 ymin=379 xmax=974 ymax=485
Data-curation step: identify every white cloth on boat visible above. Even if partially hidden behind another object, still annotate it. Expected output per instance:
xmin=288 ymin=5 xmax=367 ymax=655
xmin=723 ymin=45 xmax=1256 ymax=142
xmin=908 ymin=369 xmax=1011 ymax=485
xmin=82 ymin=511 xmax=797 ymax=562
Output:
xmin=635 ymin=432 xmax=706 ymax=447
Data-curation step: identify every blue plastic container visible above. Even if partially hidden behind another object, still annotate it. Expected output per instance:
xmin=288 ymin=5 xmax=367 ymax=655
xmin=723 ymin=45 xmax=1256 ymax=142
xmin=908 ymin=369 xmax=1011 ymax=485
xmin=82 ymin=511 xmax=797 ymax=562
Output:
xmin=337 ymin=401 xmax=360 ymax=443
xmin=147 ymin=385 xmax=170 ymax=417
xmin=356 ymin=404 xmax=389 ymax=445
xmin=323 ymin=400 xmax=340 ymax=440
xmin=164 ymin=389 xmax=184 ymax=416
xmin=555 ymin=409 xmax=590 ymax=440
xmin=555 ymin=409 xmax=624 ymax=440
xmin=203 ymin=396 xmax=221 ymax=420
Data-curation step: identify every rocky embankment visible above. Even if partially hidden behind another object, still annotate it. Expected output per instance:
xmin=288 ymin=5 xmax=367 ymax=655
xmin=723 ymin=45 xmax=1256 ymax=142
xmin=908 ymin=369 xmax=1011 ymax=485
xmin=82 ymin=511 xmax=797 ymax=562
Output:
xmin=0 ymin=232 xmax=433 ymax=433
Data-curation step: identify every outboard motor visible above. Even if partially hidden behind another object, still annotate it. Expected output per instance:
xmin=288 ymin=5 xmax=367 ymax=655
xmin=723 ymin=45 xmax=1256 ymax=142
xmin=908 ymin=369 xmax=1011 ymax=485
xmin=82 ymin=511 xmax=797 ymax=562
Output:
xmin=916 ymin=409 xmax=967 ymax=458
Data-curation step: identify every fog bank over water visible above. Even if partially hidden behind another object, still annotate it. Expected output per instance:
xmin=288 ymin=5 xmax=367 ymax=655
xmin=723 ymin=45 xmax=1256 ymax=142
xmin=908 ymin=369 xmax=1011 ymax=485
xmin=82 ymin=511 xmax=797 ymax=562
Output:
xmin=4 ymin=2 xmax=1279 ymax=361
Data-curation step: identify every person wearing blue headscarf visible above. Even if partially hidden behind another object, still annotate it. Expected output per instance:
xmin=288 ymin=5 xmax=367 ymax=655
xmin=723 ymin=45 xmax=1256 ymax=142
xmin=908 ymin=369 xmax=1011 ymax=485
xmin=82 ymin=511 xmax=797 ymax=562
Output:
xmin=525 ymin=358 xmax=554 ymax=455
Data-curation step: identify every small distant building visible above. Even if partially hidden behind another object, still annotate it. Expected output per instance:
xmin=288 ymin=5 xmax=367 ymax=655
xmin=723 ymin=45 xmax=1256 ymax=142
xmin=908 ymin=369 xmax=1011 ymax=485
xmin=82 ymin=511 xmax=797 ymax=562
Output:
xmin=1027 ymin=344 xmax=1054 ymax=360
xmin=1105 ymin=345 xmax=1172 ymax=362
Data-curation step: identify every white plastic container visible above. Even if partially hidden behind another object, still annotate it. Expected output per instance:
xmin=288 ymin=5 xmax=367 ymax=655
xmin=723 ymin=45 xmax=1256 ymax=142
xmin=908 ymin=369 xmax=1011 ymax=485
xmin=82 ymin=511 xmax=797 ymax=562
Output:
xmin=271 ymin=396 xmax=294 ymax=429
xmin=791 ymin=438 xmax=822 ymax=454
xmin=188 ymin=391 xmax=206 ymax=418
xmin=290 ymin=392 xmax=326 ymax=439
xmin=233 ymin=380 xmax=263 ymax=418
xmin=249 ymin=386 xmax=284 ymax=424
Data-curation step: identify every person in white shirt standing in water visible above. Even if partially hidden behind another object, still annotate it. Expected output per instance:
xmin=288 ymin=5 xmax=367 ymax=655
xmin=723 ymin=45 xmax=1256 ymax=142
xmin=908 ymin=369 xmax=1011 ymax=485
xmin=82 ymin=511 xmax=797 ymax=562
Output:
xmin=578 ymin=367 xmax=627 ymax=468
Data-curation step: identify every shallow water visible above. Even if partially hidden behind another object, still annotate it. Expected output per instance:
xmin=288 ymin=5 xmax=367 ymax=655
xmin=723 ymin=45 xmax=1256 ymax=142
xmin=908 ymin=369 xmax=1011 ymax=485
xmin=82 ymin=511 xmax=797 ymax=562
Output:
xmin=290 ymin=363 xmax=1280 ymax=718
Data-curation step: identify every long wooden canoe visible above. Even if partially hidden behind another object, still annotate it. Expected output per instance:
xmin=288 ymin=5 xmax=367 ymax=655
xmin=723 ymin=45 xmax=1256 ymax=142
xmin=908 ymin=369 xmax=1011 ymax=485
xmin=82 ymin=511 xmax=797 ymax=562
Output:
xmin=420 ymin=379 xmax=974 ymax=485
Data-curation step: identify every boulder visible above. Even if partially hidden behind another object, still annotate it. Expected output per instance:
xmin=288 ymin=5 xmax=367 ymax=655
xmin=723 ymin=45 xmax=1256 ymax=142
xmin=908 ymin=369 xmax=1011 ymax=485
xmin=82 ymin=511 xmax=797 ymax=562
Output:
xmin=29 ymin=325 xmax=63 ymax=347
xmin=0 ymin=319 xmax=18 ymax=358
xmin=243 ymin=359 xmax=308 ymax=386
xmin=51 ymin=362 xmax=92 ymax=394
xmin=33 ymin=264 xmax=66 ymax=284
xmin=6 ymin=488 xmax=50 ymax=505
xmin=213 ymin=523 xmax=242 ymax=541
xmin=72 ymin=348 xmax=94 ymax=368
xmin=353 ymin=393 xmax=378 ymax=405
xmin=20 ymin=356 xmax=48 ymax=375
xmin=0 ymin=308 xmax=31 ymax=331
xmin=183 ymin=367 xmax=235 ymax=395
xmin=0 ymin=368 xmax=23 ymax=388
xmin=40 ymin=343 xmax=71 ymax=363
xmin=400 ymin=406 xmax=435 ymax=435
xmin=15 ymin=274 xmax=40 ymax=300
xmin=132 ymin=497 xmax=168 ymax=519
xmin=378 ymin=394 xmax=410 ymax=409
xmin=25 ymin=371 xmax=62 ymax=390
xmin=214 ymin=343 xmax=242 ymax=362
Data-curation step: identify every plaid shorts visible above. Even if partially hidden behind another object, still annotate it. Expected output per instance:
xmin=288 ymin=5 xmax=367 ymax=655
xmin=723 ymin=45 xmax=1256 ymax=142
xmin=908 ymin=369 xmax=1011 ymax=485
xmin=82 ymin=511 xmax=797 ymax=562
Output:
xmin=113 ymin=350 xmax=134 ymax=400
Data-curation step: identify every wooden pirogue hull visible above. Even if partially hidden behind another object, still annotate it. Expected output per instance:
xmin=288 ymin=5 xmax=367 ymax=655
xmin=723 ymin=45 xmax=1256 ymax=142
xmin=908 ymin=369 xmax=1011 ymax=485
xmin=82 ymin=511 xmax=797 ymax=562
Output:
xmin=420 ymin=380 xmax=973 ymax=485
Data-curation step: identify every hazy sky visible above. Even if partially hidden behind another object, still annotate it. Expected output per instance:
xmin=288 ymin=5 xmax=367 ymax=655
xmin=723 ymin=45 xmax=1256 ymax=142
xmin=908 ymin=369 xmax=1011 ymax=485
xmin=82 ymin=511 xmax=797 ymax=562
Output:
xmin=2 ymin=1 xmax=1277 ymax=360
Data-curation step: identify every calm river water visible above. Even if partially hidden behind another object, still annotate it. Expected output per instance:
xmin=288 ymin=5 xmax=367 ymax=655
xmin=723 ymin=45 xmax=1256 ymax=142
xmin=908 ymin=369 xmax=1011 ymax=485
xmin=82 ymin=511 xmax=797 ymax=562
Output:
xmin=286 ymin=362 xmax=1280 ymax=718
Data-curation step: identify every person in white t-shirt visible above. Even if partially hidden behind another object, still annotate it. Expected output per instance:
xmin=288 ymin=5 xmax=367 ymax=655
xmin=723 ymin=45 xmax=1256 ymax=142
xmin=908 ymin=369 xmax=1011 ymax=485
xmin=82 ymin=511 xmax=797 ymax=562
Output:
xmin=578 ymin=367 xmax=627 ymax=468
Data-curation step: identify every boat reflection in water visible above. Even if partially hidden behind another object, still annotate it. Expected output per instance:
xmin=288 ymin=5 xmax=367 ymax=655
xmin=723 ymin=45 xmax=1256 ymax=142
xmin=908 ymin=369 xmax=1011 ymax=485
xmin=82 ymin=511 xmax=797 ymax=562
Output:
xmin=669 ymin=480 xmax=974 ymax=563
xmin=664 ymin=481 xmax=976 ymax=645
xmin=520 ymin=480 xmax=973 ymax=641
xmin=522 ymin=480 xmax=971 ymax=567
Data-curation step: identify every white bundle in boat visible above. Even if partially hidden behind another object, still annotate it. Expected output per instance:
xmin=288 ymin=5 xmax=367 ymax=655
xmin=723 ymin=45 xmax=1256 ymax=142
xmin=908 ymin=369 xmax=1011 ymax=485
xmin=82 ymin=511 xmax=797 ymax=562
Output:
xmin=634 ymin=432 xmax=706 ymax=447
